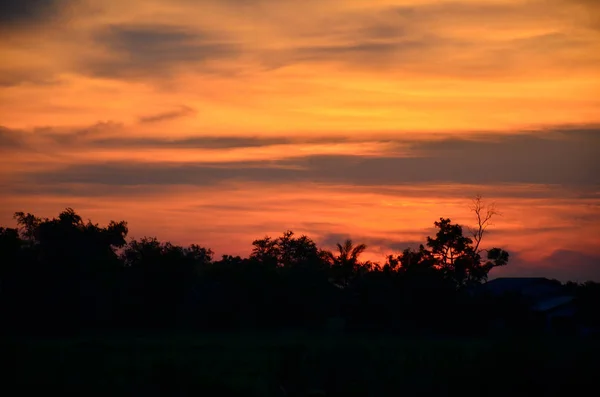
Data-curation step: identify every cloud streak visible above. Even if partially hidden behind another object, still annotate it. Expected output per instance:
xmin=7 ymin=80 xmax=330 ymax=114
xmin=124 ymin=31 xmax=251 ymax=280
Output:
xmin=83 ymin=24 xmax=241 ymax=79
xmin=138 ymin=106 xmax=197 ymax=124
xmin=12 ymin=126 xmax=599 ymax=187
xmin=0 ymin=0 xmax=63 ymax=27
xmin=0 ymin=126 xmax=24 ymax=149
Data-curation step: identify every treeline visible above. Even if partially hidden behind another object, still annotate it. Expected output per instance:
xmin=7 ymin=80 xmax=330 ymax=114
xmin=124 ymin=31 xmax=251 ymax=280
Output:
xmin=0 ymin=206 xmax=598 ymax=336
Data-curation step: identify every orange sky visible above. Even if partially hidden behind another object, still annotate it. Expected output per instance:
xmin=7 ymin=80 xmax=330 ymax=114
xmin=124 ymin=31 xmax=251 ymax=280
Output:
xmin=1 ymin=0 xmax=599 ymax=281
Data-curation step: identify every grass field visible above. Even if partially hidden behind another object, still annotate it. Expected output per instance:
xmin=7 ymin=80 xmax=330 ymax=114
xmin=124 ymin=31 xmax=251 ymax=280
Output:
xmin=3 ymin=332 xmax=599 ymax=396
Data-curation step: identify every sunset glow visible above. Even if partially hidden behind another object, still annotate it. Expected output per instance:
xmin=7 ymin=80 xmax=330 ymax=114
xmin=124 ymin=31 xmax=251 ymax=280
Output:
xmin=1 ymin=0 xmax=599 ymax=281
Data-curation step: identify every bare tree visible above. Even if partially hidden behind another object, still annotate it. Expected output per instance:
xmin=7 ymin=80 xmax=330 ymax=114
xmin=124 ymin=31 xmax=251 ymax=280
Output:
xmin=468 ymin=194 xmax=501 ymax=256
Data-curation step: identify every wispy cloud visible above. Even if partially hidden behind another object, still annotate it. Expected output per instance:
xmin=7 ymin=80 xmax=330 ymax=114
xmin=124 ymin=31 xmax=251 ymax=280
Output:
xmin=11 ymin=126 xmax=598 ymax=187
xmin=0 ymin=0 xmax=64 ymax=28
xmin=83 ymin=24 xmax=241 ymax=79
xmin=138 ymin=105 xmax=196 ymax=124
xmin=0 ymin=126 xmax=24 ymax=149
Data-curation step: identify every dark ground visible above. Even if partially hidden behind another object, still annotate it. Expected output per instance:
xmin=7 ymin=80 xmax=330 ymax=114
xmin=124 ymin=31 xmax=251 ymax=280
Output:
xmin=2 ymin=332 xmax=599 ymax=396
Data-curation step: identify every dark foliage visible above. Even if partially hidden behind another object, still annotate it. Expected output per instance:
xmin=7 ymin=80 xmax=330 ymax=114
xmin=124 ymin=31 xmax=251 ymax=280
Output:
xmin=0 ymin=208 xmax=598 ymax=337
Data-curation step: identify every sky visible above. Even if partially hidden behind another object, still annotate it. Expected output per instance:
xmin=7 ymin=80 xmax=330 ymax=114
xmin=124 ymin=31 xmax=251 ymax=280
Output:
xmin=1 ymin=0 xmax=599 ymax=281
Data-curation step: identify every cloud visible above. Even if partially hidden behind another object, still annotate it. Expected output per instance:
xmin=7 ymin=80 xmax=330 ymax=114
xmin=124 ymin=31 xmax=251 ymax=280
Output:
xmin=104 ymin=136 xmax=292 ymax=149
xmin=23 ymin=121 xmax=125 ymax=147
xmin=552 ymin=0 xmax=600 ymax=31
xmin=0 ymin=70 xmax=61 ymax=87
xmin=83 ymin=24 xmax=241 ymax=79
xmin=0 ymin=0 xmax=63 ymax=27
xmin=138 ymin=106 xmax=197 ymax=124
xmin=0 ymin=120 xmax=372 ymax=152
xmin=295 ymin=40 xmax=431 ymax=62
xmin=494 ymin=249 xmax=600 ymax=283
xmin=489 ymin=225 xmax=599 ymax=238
xmin=92 ymin=136 xmax=294 ymax=149
xmin=288 ymin=32 xmax=596 ymax=78
xmin=14 ymin=126 xmax=600 ymax=187
xmin=4 ymin=181 xmax=590 ymax=204
xmin=24 ymin=161 xmax=301 ymax=186
xmin=2 ymin=0 xmax=598 ymax=89
xmin=257 ymin=1 xmax=599 ymax=78
xmin=0 ymin=126 xmax=24 ymax=149
xmin=0 ymin=123 xmax=300 ymax=150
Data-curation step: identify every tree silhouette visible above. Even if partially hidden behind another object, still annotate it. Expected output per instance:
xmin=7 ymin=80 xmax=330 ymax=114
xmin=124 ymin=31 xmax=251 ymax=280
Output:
xmin=12 ymin=198 xmax=600 ymax=339
xmin=385 ymin=245 xmax=436 ymax=274
xmin=425 ymin=217 xmax=509 ymax=287
xmin=322 ymin=239 xmax=367 ymax=287
xmin=119 ymin=237 xmax=213 ymax=327
xmin=427 ymin=217 xmax=477 ymax=286
xmin=4 ymin=199 xmax=600 ymax=397
xmin=251 ymin=230 xmax=325 ymax=272
xmin=3 ymin=208 xmax=129 ymax=332
xmin=0 ymin=226 xmax=21 ymax=297
xmin=13 ymin=211 xmax=41 ymax=243
xmin=468 ymin=194 xmax=499 ymax=256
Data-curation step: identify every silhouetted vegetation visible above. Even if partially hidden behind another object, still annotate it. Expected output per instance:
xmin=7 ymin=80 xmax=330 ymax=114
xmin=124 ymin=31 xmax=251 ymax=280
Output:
xmin=1 ymin=202 xmax=515 ymax=334
xmin=1 ymin=197 xmax=599 ymax=395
